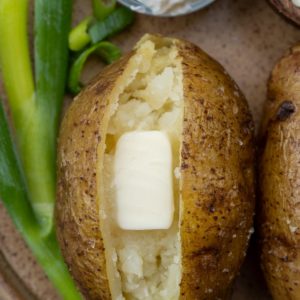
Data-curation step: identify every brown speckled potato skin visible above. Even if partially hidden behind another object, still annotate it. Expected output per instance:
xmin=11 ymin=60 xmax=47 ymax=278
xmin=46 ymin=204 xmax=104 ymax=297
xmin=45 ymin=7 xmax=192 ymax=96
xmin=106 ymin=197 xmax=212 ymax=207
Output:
xmin=178 ymin=41 xmax=255 ymax=299
xmin=56 ymin=36 xmax=255 ymax=300
xmin=56 ymin=53 xmax=134 ymax=300
xmin=270 ymin=0 xmax=300 ymax=25
xmin=259 ymin=45 xmax=300 ymax=300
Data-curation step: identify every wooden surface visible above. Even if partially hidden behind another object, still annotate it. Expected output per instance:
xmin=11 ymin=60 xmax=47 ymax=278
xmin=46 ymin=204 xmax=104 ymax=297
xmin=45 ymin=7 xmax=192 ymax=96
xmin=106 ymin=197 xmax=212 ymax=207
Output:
xmin=1 ymin=0 xmax=300 ymax=299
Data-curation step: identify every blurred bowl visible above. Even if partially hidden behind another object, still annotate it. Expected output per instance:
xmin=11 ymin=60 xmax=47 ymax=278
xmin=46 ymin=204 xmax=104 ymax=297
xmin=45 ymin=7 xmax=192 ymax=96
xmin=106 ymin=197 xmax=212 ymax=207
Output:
xmin=118 ymin=0 xmax=216 ymax=17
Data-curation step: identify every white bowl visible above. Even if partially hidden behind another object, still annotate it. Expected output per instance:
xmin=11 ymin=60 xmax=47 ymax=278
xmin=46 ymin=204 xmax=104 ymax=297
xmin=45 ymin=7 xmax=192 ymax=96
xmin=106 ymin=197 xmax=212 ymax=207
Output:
xmin=118 ymin=0 xmax=216 ymax=17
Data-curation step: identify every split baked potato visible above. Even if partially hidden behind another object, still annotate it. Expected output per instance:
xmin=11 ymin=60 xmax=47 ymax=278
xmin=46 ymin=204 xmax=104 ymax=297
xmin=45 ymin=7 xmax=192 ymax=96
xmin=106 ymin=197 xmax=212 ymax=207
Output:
xmin=259 ymin=44 xmax=300 ymax=300
xmin=55 ymin=34 xmax=255 ymax=300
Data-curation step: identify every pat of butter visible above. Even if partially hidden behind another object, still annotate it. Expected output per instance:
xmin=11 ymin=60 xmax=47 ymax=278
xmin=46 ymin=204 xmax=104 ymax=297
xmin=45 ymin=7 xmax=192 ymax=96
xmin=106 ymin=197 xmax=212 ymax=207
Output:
xmin=114 ymin=131 xmax=174 ymax=230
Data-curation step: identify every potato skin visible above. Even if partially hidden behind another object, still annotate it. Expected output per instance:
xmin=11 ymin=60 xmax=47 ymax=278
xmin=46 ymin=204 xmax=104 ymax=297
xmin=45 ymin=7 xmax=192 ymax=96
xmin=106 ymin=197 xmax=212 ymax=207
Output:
xmin=178 ymin=41 xmax=255 ymax=299
xmin=56 ymin=36 xmax=255 ymax=300
xmin=56 ymin=53 xmax=134 ymax=299
xmin=259 ymin=45 xmax=300 ymax=300
xmin=270 ymin=0 xmax=300 ymax=25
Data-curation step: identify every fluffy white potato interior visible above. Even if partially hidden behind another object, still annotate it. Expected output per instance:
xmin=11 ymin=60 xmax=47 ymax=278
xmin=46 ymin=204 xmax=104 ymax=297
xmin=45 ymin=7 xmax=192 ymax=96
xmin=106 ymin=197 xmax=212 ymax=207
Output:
xmin=100 ymin=36 xmax=183 ymax=300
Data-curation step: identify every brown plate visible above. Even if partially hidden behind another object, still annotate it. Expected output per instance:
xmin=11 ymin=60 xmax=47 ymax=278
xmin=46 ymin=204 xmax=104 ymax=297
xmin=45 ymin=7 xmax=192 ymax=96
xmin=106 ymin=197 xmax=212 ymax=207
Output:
xmin=1 ymin=0 xmax=300 ymax=299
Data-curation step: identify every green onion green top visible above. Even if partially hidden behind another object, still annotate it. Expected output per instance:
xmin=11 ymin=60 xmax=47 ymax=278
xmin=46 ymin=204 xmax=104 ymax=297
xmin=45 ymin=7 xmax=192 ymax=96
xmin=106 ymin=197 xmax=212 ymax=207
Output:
xmin=92 ymin=0 xmax=116 ymax=20
xmin=89 ymin=6 xmax=134 ymax=44
xmin=0 ymin=101 xmax=82 ymax=300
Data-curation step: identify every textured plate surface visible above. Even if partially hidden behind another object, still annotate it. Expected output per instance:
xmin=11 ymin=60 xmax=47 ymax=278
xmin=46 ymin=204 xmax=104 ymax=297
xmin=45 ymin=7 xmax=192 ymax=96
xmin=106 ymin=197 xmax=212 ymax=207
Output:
xmin=1 ymin=0 xmax=300 ymax=299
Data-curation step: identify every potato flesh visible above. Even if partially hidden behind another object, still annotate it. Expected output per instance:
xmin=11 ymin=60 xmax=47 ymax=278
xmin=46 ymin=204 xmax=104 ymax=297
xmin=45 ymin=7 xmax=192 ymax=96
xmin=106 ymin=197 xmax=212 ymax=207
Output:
xmin=101 ymin=38 xmax=183 ymax=300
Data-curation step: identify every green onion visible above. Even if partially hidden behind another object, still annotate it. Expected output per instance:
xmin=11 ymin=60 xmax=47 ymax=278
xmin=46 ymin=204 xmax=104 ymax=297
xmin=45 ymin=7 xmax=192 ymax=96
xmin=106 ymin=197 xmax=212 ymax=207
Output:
xmin=0 ymin=0 xmax=82 ymax=297
xmin=32 ymin=0 xmax=73 ymax=231
xmin=89 ymin=6 xmax=134 ymax=44
xmin=92 ymin=0 xmax=116 ymax=20
xmin=96 ymin=41 xmax=121 ymax=63
xmin=34 ymin=0 xmax=73 ymax=142
xmin=0 ymin=0 xmax=51 ymax=230
xmin=0 ymin=0 xmax=73 ymax=233
xmin=69 ymin=17 xmax=93 ymax=51
xmin=68 ymin=41 xmax=121 ymax=94
xmin=0 ymin=0 xmax=130 ymax=297
xmin=0 ymin=101 xmax=82 ymax=300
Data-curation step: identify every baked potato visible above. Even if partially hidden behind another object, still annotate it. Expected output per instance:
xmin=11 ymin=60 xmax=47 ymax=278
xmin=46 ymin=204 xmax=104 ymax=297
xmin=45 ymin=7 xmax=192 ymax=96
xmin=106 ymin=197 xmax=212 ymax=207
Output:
xmin=55 ymin=34 xmax=255 ymax=300
xmin=259 ymin=44 xmax=300 ymax=300
xmin=270 ymin=0 xmax=300 ymax=25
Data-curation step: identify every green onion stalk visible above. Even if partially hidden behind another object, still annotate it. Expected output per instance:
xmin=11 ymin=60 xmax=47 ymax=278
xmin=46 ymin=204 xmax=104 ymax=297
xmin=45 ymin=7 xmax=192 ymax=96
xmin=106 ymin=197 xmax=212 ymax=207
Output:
xmin=92 ymin=0 xmax=116 ymax=20
xmin=0 ymin=0 xmax=82 ymax=298
xmin=69 ymin=17 xmax=93 ymax=51
xmin=68 ymin=41 xmax=121 ymax=93
xmin=68 ymin=0 xmax=127 ymax=53
xmin=0 ymin=0 xmax=71 ymax=233
xmin=0 ymin=103 xmax=81 ymax=299
xmin=68 ymin=4 xmax=134 ymax=94
xmin=88 ymin=6 xmax=135 ymax=44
